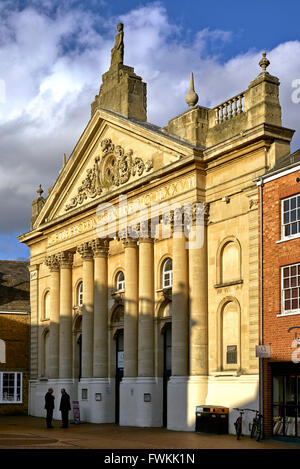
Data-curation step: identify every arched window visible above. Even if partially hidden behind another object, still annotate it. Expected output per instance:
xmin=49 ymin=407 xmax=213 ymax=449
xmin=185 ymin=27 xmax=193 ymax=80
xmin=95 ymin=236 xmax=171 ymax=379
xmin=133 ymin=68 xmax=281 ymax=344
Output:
xmin=44 ymin=291 xmax=50 ymax=320
xmin=116 ymin=271 xmax=125 ymax=291
xmin=77 ymin=282 xmax=83 ymax=307
xmin=162 ymin=258 xmax=173 ymax=289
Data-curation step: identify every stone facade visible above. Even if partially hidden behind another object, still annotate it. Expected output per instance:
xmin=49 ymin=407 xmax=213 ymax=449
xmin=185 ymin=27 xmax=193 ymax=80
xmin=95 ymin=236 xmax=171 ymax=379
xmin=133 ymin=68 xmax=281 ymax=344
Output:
xmin=19 ymin=27 xmax=295 ymax=433
xmin=0 ymin=261 xmax=30 ymax=415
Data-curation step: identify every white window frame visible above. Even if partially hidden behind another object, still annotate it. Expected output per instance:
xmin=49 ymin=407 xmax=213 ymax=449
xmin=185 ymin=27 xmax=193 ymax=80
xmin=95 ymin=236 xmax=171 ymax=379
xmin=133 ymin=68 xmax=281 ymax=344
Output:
xmin=116 ymin=271 xmax=125 ymax=291
xmin=0 ymin=372 xmax=22 ymax=404
xmin=162 ymin=258 xmax=173 ymax=289
xmin=281 ymin=263 xmax=300 ymax=316
xmin=77 ymin=282 xmax=83 ymax=307
xmin=281 ymin=194 xmax=300 ymax=240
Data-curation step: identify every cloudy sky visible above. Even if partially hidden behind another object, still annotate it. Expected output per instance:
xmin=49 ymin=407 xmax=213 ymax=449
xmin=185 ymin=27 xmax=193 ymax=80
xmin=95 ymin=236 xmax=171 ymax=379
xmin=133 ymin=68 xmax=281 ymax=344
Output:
xmin=1 ymin=0 xmax=300 ymax=260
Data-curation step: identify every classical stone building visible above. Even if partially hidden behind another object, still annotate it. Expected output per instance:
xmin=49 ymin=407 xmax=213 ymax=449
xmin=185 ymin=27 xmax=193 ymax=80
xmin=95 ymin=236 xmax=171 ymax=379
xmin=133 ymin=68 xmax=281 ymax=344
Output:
xmin=0 ymin=261 xmax=30 ymax=415
xmin=19 ymin=27 xmax=295 ymax=432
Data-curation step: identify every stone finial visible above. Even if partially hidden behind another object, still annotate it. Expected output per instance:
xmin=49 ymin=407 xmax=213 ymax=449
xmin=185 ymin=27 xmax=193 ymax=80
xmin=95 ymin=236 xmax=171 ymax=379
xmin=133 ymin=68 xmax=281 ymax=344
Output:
xmin=259 ymin=51 xmax=270 ymax=74
xmin=185 ymin=72 xmax=199 ymax=108
xmin=37 ymin=184 xmax=43 ymax=198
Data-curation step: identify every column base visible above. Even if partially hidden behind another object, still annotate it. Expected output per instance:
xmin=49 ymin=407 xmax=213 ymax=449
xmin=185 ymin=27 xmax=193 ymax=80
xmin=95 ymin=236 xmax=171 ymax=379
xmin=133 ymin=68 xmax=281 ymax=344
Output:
xmin=119 ymin=377 xmax=163 ymax=427
xmin=167 ymin=376 xmax=209 ymax=431
xmin=78 ymin=378 xmax=115 ymax=423
xmin=29 ymin=378 xmax=76 ymax=420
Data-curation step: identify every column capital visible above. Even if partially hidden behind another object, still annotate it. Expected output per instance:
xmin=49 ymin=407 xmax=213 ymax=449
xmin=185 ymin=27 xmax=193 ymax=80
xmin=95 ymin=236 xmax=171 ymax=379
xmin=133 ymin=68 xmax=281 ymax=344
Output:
xmin=90 ymin=238 xmax=110 ymax=258
xmin=57 ymin=251 xmax=74 ymax=268
xmin=45 ymin=254 xmax=60 ymax=272
xmin=123 ymin=237 xmax=138 ymax=248
xmin=77 ymin=242 xmax=93 ymax=260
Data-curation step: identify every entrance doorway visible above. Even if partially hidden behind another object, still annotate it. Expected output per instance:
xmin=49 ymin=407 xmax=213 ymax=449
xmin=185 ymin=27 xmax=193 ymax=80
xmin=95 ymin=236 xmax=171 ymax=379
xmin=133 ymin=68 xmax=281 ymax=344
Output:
xmin=115 ymin=329 xmax=124 ymax=424
xmin=163 ymin=323 xmax=172 ymax=427
xmin=273 ymin=364 xmax=300 ymax=437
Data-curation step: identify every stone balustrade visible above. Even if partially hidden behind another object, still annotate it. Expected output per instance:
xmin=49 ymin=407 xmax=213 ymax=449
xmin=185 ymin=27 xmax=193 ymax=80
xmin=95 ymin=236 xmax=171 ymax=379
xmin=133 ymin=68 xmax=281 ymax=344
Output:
xmin=213 ymin=92 xmax=245 ymax=125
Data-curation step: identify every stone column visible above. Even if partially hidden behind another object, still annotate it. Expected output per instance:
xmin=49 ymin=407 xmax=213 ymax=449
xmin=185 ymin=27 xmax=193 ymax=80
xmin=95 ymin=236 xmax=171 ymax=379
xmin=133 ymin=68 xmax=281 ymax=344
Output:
xmin=188 ymin=206 xmax=208 ymax=376
xmin=172 ymin=218 xmax=189 ymax=377
xmin=90 ymin=238 xmax=109 ymax=378
xmin=77 ymin=242 xmax=94 ymax=379
xmin=123 ymin=237 xmax=138 ymax=377
xmin=45 ymin=255 xmax=60 ymax=379
xmin=58 ymin=251 xmax=74 ymax=379
xmin=138 ymin=237 xmax=154 ymax=377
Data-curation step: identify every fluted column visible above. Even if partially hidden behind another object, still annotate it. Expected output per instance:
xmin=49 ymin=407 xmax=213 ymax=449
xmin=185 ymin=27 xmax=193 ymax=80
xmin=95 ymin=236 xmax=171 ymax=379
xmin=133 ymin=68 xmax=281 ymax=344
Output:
xmin=172 ymin=222 xmax=189 ymax=376
xmin=45 ymin=255 xmax=60 ymax=379
xmin=138 ymin=237 xmax=154 ymax=377
xmin=123 ymin=237 xmax=138 ymax=377
xmin=58 ymin=251 xmax=74 ymax=379
xmin=90 ymin=238 xmax=109 ymax=378
xmin=189 ymin=212 xmax=208 ymax=375
xmin=77 ymin=242 xmax=94 ymax=379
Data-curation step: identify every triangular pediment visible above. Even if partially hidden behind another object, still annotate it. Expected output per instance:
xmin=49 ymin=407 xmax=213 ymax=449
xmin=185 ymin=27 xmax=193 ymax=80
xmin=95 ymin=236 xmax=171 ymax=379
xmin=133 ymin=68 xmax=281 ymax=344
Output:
xmin=33 ymin=109 xmax=195 ymax=229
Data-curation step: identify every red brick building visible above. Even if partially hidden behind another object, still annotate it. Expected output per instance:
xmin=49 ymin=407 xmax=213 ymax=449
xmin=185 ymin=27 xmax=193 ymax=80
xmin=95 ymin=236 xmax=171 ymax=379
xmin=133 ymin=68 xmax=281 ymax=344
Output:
xmin=260 ymin=149 xmax=300 ymax=439
xmin=0 ymin=261 xmax=30 ymax=415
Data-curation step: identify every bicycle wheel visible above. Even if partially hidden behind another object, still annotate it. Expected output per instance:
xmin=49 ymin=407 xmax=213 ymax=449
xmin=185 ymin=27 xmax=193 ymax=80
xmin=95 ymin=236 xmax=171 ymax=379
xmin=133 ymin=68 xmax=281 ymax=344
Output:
xmin=250 ymin=420 xmax=257 ymax=439
xmin=235 ymin=418 xmax=242 ymax=440
xmin=256 ymin=417 xmax=263 ymax=442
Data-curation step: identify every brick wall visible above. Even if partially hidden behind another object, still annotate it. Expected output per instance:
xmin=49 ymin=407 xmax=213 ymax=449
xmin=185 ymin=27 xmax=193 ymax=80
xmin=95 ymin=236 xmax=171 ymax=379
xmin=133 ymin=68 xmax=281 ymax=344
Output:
xmin=261 ymin=168 xmax=300 ymax=437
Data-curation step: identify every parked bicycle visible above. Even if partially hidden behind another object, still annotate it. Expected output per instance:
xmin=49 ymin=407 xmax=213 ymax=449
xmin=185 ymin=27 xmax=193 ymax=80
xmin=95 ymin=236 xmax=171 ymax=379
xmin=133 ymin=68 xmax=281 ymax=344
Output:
xmin=249 ymin=409 xmax=263 ymax=441
xmin=233 ymin=408 xmax=263 ymax=441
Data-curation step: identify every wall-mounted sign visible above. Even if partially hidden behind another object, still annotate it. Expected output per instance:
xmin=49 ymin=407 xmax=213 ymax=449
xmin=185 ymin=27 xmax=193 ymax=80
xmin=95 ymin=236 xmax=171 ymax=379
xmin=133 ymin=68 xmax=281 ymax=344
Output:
xmin=256 ymin=345 xmax=271 ymax=358
xmin=144 ymin=393 xmax=151 ymax=402
xmin=117 ymin=351 xmax=124 ymax=369
xmin=95 ymin=393 xmax=102 ymax=401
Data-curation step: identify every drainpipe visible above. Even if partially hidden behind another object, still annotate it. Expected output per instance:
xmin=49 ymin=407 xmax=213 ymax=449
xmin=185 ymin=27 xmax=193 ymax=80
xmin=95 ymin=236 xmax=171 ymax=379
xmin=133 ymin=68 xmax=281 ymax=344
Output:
xmin=258 ymin=176 xmax=264 ymax=418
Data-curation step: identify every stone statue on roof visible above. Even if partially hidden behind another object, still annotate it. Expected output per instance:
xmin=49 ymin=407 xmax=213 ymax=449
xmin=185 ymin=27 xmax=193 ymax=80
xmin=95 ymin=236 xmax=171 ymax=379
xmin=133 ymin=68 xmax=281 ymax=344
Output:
xmin=110 ymin=23 xmax=124 ymax=67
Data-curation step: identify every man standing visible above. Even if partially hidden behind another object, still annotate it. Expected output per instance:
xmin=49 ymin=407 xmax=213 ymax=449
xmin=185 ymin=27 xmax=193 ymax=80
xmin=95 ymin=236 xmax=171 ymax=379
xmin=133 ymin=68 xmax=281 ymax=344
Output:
xmin=59 ymin=388 xmax=71 ymax=428
xmin=44 ymin=388 xmax=55 ymax=428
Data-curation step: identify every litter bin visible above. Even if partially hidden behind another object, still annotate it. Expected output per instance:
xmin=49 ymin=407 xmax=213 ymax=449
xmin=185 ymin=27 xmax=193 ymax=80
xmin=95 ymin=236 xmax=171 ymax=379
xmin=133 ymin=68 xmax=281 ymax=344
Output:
xmin=195 ymin=405 xmax=229 ymax=434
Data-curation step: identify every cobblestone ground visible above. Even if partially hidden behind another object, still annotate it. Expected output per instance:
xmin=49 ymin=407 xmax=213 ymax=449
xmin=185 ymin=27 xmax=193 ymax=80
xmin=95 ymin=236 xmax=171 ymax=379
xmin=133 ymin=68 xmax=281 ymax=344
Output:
xmin=0 ymin=415 xmax=299 ymax=450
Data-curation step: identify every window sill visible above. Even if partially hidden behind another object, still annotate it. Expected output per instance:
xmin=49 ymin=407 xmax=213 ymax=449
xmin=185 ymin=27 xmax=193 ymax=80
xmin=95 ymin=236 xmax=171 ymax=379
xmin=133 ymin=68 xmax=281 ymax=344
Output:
xmin=210 ymin=370 xmax=241 ymax=377
xmin=276 ymin=234 xmax=300 ymax=244
xmin=277 ymin=311 xmax=300 ymax=317
xmin=214 ymin=280 xmax=243 ymax=289
xmin=0 ymin=401 xmax=22 ymax=404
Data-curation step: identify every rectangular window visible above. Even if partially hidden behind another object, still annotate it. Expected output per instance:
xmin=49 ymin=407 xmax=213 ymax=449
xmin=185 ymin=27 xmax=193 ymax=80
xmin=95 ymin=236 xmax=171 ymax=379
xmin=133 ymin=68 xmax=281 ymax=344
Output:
xmin=282 ymin=195 xmax=300 ymax=239
xmin=0 ymin=372 xmax=22 ymax=403
xmin=226 ymin=345 xmax=237 ymax=364
xmin=282 ymin=263 xmax=300 ymax=315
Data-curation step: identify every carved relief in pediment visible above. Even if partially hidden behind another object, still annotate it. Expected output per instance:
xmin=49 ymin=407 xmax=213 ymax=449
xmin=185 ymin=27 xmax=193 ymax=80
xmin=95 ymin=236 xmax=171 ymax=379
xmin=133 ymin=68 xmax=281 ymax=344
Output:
xmin=65 ymin=138 xmax=153 ymax=211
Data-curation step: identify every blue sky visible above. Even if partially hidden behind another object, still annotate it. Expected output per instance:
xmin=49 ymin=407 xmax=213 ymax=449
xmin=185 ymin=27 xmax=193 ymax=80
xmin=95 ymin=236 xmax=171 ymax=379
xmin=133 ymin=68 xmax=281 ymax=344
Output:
xmin=1 ymin=0 xmax=300 ymax=260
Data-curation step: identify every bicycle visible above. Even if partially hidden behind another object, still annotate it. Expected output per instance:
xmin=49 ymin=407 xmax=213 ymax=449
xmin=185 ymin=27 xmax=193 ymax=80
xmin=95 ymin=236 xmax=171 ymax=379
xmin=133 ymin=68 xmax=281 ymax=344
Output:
xmin=233 ymin=408 xmax=244 ymax=440
xmin=233 ymin=408 xmax=263 ymax=441
xmin=249 ymin=409 xmax=263 ymax=441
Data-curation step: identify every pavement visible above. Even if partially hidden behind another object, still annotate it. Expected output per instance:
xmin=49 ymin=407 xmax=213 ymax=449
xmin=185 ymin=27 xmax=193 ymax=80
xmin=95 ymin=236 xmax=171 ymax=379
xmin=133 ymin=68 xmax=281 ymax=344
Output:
xmin=0 ymin=415 xmax=299 ymax=451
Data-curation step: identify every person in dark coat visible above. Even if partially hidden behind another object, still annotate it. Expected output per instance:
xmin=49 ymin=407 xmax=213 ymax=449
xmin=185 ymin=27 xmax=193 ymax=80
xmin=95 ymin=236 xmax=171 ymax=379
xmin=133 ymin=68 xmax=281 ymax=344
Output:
xmin=59 ymin=388 xmax=71 ymax=428
xmin=44 ymin=388 xmax=55 ymax=428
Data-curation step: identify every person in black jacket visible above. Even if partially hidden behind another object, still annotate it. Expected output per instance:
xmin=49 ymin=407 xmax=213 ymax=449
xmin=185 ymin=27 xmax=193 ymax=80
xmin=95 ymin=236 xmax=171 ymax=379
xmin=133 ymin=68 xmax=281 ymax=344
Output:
xmin=44 ymin=388 xmax=55 ymax=428
xmin=59 ymin=388 xmax=71 ymax=428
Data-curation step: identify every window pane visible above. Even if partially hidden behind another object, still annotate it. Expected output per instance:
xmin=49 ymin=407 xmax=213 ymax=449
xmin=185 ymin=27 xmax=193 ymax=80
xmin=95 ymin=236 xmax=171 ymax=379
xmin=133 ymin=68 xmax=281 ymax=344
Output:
xmin=284 ymin=199 xmax=290 ymax=211
xmin=285 ymin=225 xmax=291 ymax=236
xmin=291 ymin=210 xmax=297 ymax=222
xmin=291 ymin=197 xmax=297 ymax=210
xmin=292 ymin=223 xmax=298 ymax=234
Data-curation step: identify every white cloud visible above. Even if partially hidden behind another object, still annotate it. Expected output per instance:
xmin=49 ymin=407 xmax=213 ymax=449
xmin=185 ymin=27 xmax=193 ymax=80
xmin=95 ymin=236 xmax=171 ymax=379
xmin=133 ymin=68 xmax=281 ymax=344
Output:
xmin=0 ymin=1 xmax=299 ymax=242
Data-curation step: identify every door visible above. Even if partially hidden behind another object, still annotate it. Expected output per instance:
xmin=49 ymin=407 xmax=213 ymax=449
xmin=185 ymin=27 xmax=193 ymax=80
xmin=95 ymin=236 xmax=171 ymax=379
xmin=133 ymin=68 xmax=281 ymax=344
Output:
xmin=115 ymin=329 xmax=124 ymax=424
xmin=163 ymin=323 xmax=172 ymax=427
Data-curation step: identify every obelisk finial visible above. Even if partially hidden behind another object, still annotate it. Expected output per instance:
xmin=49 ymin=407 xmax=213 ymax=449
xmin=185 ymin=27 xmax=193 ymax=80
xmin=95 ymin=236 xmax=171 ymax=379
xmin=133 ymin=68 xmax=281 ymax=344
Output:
xmin=259 ymin=51 xmax=270 ymax=74
xmin=185 ymin=72 xmax=199 ymax=108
